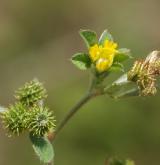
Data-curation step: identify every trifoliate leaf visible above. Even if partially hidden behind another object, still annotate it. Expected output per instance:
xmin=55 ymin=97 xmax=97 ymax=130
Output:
xmin=71 ymin=53 xmax=91 ymax=70
xmin=99 ymin=29 xmax=113 ymax=45
xmin=109 ymin=62 xmax=124 ymax=72
xmin=79 ymin=29 xmax=97 ymax=48
xmin=29 ymin=134 xmax=54 ymax=163
xmin=114 ymin=48 xmax=132 ymax=62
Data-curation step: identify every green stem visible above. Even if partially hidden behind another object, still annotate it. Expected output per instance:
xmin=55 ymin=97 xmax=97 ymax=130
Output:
xmin=53 ymin=74 xmax=99 ymax=140
xmin=53 ymin=92 xmax=94 ymax=139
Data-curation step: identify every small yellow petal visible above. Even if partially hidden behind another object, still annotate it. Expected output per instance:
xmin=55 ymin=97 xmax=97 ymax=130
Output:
xmin=96 ymin=58 xmax=113 ymax=72
xmin=104 ymin=40 xmax=118 ymax=49
xmin=89 ymin=44 xmax=101 ymax=62
xmin=100 ymin=48 xmax=115 ymax=59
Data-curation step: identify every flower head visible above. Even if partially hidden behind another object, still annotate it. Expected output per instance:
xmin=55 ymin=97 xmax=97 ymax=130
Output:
xmin=72 ymin=29 xmax=131 ymax=75
xmin=89 ymin=40 xmax=118 ymax=72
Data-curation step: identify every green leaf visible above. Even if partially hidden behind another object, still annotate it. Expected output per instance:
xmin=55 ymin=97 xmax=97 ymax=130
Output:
xmin=29 ymin=134 xmax=54 ymax=163
xmin=114 ymin=48 xmax=132 ymax=62
xmin=109 ymin=62 xmax=124 ymax=72
xmin=104 ymin=74 xmax=139 ymax=98
xmin=71 ymin=53 xmax=91 ymax=70
xmin=114 ymin=88 xmax=139 ymax=98
xmin=99 ymin=29 xmax=113 ymax=45
xmin=113 ymin=73 xmax=129 ymax=85
xmin=79 ymin=29 xmax=97 ymax=48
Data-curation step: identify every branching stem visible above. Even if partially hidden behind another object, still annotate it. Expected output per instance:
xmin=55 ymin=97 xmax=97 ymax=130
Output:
xmin=53 ymin=74 xmax=100 ymax=140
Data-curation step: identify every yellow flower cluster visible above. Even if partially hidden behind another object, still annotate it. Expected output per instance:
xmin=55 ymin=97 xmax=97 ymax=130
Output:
xmin=89 ymin=40 xmax=118 ymax=72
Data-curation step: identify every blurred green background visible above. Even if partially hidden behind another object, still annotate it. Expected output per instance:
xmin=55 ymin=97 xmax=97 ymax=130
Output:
xmin=0 ymin=0 xmax=160 ymax=164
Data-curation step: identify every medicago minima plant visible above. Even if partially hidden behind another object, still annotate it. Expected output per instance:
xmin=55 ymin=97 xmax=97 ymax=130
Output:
xmin=0 ymin=29 xmax=160 ymax=165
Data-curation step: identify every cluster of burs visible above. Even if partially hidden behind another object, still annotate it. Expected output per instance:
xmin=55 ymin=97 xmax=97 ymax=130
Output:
xmin=1 ymin=79 xmax=55 ymax=137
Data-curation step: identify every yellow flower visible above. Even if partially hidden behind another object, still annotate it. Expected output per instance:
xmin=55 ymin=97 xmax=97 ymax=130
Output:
xmin=102 ymin=40 xmax=118 ymax=58
xmin=89 ymin=44 xmax=102 ymax=62
xmin=96 ymin=57 xmax=114 ymax=72
xmin=104 ymin=40 xmax=117 ymax=52
xmin=89 ymin=39 xmax=118 ymax=72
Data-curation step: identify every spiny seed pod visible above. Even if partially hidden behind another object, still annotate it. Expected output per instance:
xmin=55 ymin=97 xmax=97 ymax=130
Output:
xmin=1 ymin=103 xmax=27 ymax=136
xmin=27 ymin=106 xmax=55 ymax=137
xmin=15 ymin=79 xmax=47 ymax=106
xmin=128 ymin=51 xmax=160 ymax=96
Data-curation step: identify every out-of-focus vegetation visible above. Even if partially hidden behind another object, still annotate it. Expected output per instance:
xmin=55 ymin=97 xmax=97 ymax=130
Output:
xmin=0 ymin=0 xmax=160 ymax=165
